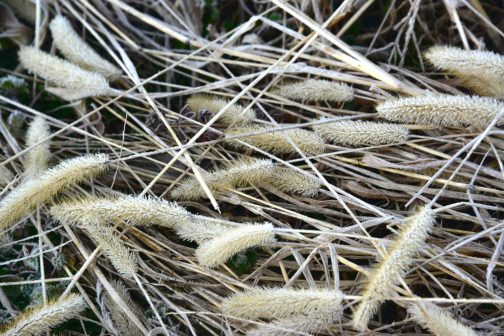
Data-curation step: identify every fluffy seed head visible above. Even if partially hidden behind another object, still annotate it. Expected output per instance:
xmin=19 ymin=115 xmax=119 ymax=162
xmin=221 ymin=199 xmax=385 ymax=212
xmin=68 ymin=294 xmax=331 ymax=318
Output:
xmin=24 ymin=117 xmax=51 ymax=179
xmin=174 ymin=219 xmax=237 ymax=243
xmin=170 ymin=158 xmax=274 ymax=200
xmin=0 ymin=294 xmax=86 ymax=336
xmin=265 ymin=167 xmax=321 ymax=197
xmin=0 ymin=153 xmax=108 ymax=234
xmin=18 ymin=46 xmax=110 ymax=99
xmin=226 ymin=125 xmax=326 ymax=155
xmin=50 ymin=195 xmax=191 ymax=229
xmin=273 ymin=79 xmax=354 ymax=102
xmin=50 ymin=16 xmax=121 ymax=80
xmin=187 ymin=95 xmax=256 ymax=125
xmin=105 ymin=280 xmax=144 ymax=336
xmin=82 ymin=218 xmax=137 ymax=278
xmin=196 ymin=223 xmax=275 ymax=268
xmin=425 ymin=45 xmax=504 ymax=97
xmin=408 ymin=301 xmax=478 ymax=336
xmin=222 ymin=288 xmax=342 ymax=320
xmin=312 ymin=119 xmax=409 ymax=146
xmin=376 ymin=95 xmax=504 ymax=128
xmin=247 ymin=307 xmax=340 ymax=336
xmin=352 ymin=207 xmax=436 ymax=331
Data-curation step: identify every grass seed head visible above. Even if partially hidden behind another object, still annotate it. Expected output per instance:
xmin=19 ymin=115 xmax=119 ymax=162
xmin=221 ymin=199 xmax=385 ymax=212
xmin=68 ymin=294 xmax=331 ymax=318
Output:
xmin=352 ymin=206 xmax=436 ymax=331
xmin=18 ymin=46 xmax=110 ymax=99
xmin=265 ymin=167 xmax=321 ymax=197
xmin=196 ymin=223 xmax=276 ymax=268
xmin=24 ymin=116 xmax=51 ymax=179
xmin=49 ymin=15 xmax=121 ymax=80
xmin=376 ymin=94 xmax=504 ymax=128
xmin=408 ymin=301 xmax=478 ymax=336
xmin=312 ymin=119 xmax=409 ymax=146
xmin=226 ymin=125 xmax=326 ymax=155
xmin=273 ymin=79 xmax=354 ymax=102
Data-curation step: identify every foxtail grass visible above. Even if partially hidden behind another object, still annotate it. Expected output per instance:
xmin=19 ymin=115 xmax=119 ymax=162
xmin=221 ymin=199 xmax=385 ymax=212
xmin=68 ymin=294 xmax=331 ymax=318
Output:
xmin=425 ymin=45 xmax=504 ymax=97
xmin=273 ymin=79 xmax=354 ymax=102
xmin=0 ymin=154 xmax=108 ymax=234
xmin=312 ymin=119 xmax=409 ymax=146
xmin=24 ymin=117 xmax=51 ymax=179
xmin=408 ymin=301 xmax=478 ymax=336
xmin=196 ymin=223 xmax=275 ymax=267
xmin=225 ymin=125 xmax=326 ymax=155
xmin=50 ymin=16 xmax=121 ymax=80
xmin=376 ymin=95 xmax=504 ymax=128
xmin=0 ymin=294 xmax=86 ymax=336
xmin=187 ymin=95 xmax=256 ymax=125
xmin=352 ymin=207 xmax=436 ymax=331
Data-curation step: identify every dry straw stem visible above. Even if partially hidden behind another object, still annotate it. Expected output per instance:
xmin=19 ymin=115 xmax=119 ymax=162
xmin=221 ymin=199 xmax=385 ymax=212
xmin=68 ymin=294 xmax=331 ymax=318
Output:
xmin=265 ymin=167 xmax=321 ymax=197
xmin=225 ymin=125 xmax=326 ymax=155
xmin=18 ymin=46 xmax=111 ymax=99
xmin=24 ymin=116 xmax=51 ymax=179
xmin=352 ymin=206 xmax=436 ymax=331
xmin=248 ymin=307 xmax=341 ymax=336
xmin=49 ymin=15 xmax=121 ymax=80
xmin=376 ymin=94 xmax=504 ymax=128
xmin=187 ymin=95 xmax=256 ymax=125
xmin=50 ymin=195 xmax=191 ymax=229
xmin=196 ymin=223 xmax=276 ymax=268
xmin=273 ymin=79 xmax=354 ymax=102
xmin=0 ymin=293 xmax=86 ymax=336
xmin=105 ymin=280 xmax=144 ymax=336
xmin=0 ymin=153 xmax=108 ymax=234
xmin=312 ymin=119 xmax=409 ymax=146
xmin=4 ymin=0 xmax=36 ymax=23
xmin=425 ymin=45 xmax=504 ymax=97
xmin=82 ymin=218 xmax=138 ymax=278
xmin=171 ymin=158 xmax=274 ymax=200
xmin=222 ymin=288 xmax=343 ymax=320
xmin=408 ymin=301 xmax=478 ymax=336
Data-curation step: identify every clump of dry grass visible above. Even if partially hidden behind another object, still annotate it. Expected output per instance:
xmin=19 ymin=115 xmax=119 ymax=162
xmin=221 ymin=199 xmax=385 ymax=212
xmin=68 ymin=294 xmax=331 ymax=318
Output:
xmin=0 ymin=154 xmax=108 ymax=234
xmin=187 ymin=95 xmax=256 ymax=125
xmin=376 ymin=95 xmax=504 ymax=128
xmin=312 ymin=119 xmax=409 ymax=146
xmin=408 ymin=301 xmax=478 ymax=336
xmin=196 ymin=223 xmax=275 ymax=267
xmin=352 ymin=207 xmax=436 ymax=331
xmin=18 ymin=47 xmax=111 ymax=99
xmin=49 ymin=15 xmax=121 ymax=80
xmin=24 ymin=116 xmax=51 ymax=179
xmin=225 ymin=125 xmax=326 ymax=155
xmin=273 ymin=79 xmax=354 ymax=102
xmin=0 ymin=294 xmax=86 ymax=336
xmin=425 ymin=45 xmax=504 ymax=97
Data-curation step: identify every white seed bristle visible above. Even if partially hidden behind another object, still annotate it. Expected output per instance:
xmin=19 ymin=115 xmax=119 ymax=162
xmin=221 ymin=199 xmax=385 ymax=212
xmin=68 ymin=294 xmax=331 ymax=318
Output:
xmin=187 ymin=95 xmax=256 ymax=125
xmin=24 ymin=116 xmax=51 ymax=179
xmin=273 ymin=79 xmax=354 ymax=102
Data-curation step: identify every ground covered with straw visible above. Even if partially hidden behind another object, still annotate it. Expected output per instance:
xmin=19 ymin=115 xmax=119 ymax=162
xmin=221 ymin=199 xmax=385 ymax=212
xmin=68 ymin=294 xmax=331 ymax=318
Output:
xmin=0 ymin=0 xmax=503 ymax=335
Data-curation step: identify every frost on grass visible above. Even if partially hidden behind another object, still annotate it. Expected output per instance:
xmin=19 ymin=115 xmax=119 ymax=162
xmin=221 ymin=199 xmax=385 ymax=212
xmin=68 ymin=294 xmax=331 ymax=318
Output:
xmin=312 ymin=119 xmax=409 ymax=146
xmin=352 ymin=207 xmax=436 ymax=331
xmin=273 ymin=79 xmax=354 ymax=102
xmin=222 ymin=287 xmax=343 ymax=320
xmin=225 ymin=125 xmax=326 ymax=155
xmin=187 ymin=95 xmax=256 ymax=125
xmin=425 ymin=45 xmax=504 ymax=97
xmin=196 ymin=223 xmax=275 ymax=268
xmin=0 ymin=154 xmax=108 ymax=234
xmin=408 ymin=301 xmax=478 ymax=336
xmin=50 ymin=15 xmax=121 ymax=80
xmin=171 ymin=158 xmax=273 ymax=200
xmin=376 ymin=95 xmax=504 ymax=128
xmin=18 ymin=46 xmax=111 ymax=99
xmin=24 ymin=116 xmax=51 ymax=179
xmin=0 ymin=294 xmax=86 ymax=336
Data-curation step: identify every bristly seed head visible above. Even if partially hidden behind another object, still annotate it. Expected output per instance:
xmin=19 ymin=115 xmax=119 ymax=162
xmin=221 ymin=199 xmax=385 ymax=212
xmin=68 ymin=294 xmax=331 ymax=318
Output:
xmin=187 ymin=95 xmax=256 ymax=126
xmin=273 ymin=79 xmax=354 ymax=102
